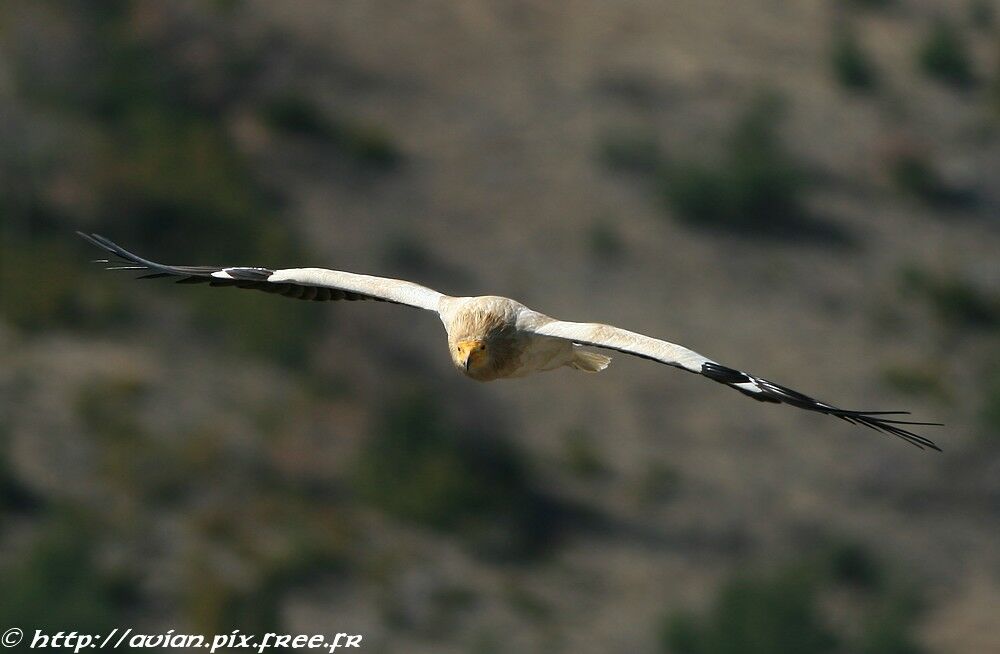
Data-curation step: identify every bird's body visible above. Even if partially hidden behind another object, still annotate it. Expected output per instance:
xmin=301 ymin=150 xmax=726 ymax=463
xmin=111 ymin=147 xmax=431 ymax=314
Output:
xmin=78 ymin=232 xmax=941 ymax=450
xmin=440 ymin=295 xmax=610 ymax=381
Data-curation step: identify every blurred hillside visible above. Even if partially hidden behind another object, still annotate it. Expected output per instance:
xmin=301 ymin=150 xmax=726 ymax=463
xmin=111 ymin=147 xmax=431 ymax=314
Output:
xmin=2 ymin=1 xmax=999 ymax=653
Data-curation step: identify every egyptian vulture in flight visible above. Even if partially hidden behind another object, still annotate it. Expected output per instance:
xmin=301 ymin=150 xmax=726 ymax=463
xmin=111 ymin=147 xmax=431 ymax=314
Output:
xmin=79 ymin=232 xmax=940 ymax=450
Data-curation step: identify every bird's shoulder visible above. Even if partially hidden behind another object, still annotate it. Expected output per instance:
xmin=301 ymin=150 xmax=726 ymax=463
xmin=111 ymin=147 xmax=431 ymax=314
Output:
xmin=440 ymin=295 xmax=548 ymax=337
xmin=440 ymin=295 xmax=524 ymax=315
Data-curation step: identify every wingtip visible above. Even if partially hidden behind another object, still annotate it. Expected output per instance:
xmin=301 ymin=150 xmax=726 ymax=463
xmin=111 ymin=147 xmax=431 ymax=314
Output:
xmin=717 ymin=369 xmax=944 ymax=452
xmin=865 ymin=414 xmax=943 ymax=452
xmin=77 ymin=231 xmax=112 ymax=252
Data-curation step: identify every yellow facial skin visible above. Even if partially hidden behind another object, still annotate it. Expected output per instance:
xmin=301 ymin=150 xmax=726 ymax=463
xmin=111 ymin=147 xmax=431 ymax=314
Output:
xmin=454 ymin=339 xmax=488 ymax=372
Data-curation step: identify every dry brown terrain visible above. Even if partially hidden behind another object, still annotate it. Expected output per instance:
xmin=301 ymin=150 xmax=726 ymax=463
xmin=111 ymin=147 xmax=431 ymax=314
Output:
xmin=2 ymin=1 xmax=999 ymax=653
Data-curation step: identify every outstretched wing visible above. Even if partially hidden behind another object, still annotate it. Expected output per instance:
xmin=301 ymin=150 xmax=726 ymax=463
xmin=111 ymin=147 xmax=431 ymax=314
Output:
xmin=78 ymin=232 xmax=446 ymax=311
xmin=525 ymin=318 xmax=941 ymax=451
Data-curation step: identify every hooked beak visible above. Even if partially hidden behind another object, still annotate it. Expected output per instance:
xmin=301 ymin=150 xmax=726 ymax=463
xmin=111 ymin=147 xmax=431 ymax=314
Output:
xmin=456 ymin=339 xmax=485 ymax=371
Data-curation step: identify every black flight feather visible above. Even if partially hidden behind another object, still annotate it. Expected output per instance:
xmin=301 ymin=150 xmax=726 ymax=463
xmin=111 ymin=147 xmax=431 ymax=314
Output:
xmin=700 ymin=362 xmax=941 ymax=451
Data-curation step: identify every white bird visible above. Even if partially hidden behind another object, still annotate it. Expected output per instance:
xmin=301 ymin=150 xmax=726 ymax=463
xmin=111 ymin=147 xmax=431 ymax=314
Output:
xmin=79 ymin=232 xmax=941 ymax=450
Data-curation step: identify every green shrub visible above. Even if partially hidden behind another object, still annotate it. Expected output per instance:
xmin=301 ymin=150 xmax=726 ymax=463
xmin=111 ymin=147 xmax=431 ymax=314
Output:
xmin=353 ymin=392 xmax=555 ymax=558
xmin=504 ymin=585 xmax=552 ymax=623
xmin=186 ymin=288 xmax=323 ymax=368
xmin=664 ymin=162 xmax=729 ymax=227
xmin=562 ymin=428 xmax=608 ymax=478
xmin=330 ymin=121 xmax=402 ymax=169
xmin=822 ymin=544 xmax=925 ymax=653
xmin=75 ymin=375 xmax=148 ymax=440
xmin=0 ymin=427 xmax=40 ymax=513
xmin=91 ymin=108 xmax=321 ymax=366
xmin=857 ymin=590 xmax=925 ymax=654
xmin=660 ymin=95 xmax=834 ymax=240
xmin=0 ymin=514 xmax=132 ymax=635
xmin=899 ymin=265 xmax=999 ymax=329
xmin=1 ymin=234 xmax=138 ymax=331
xmin=886 ymin=148 xmax=949 ymax=204
xmin=183 ymin=501 xmax=348 ymax=635
xmin=969 ymin=0 xmax=995 ymax=30
xmin=74 ymin=376 xmax=187 ymax=499
xmin=662 ymin=546 xmax=926 ymax=654
xmin=881 ymin=365 xmax=948 ymax=399
xmin=993 ymin=50 xmax=1000 ymax=118
xmin=9 ymin=3 xmax=327 ymax=366
xmin=663 ymin=611 xmax=702 ymax=654
xmin=383 ymin=232 xmax=437 ymax=273
xmin=661 ymin=568 xmax=836 ymax=654
xmin=843 ymin=0 xmax=893 ymax=8
xmin=823 ymin=541 xmax=883 ymax=590
xmin=918 ymin=19 xmax=976 ymax=88
xmin=48 ymin=7 xmax=262 ymax=251
xmin=261 ymin=95 xmax=336 ymax=140
xmin=831 ymin=26 xmax=879 ymax=91
xmin=637 ymin=461 xmax=681 ymax=504
xmin=26 ymin=3 xmax=300 ymax=263
xmin=93 ymin=111 xmax=292 ymax=262
xmin=182 ymin=553 xmax=283 ymax=635
xmin=599 ymin=130 xmax=664 ymax=174
xmin=588 ymin=220 xmax=626 ymax=262
xmin=979 ymin=377 xmax=1000 ymax=441
xmin=262 ymin=94 xmax=402 ymax=170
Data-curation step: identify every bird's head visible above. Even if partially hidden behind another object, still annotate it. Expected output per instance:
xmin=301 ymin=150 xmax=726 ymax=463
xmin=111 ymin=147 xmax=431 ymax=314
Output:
xmin=452 ymin=338 xmax=489 ymax=374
